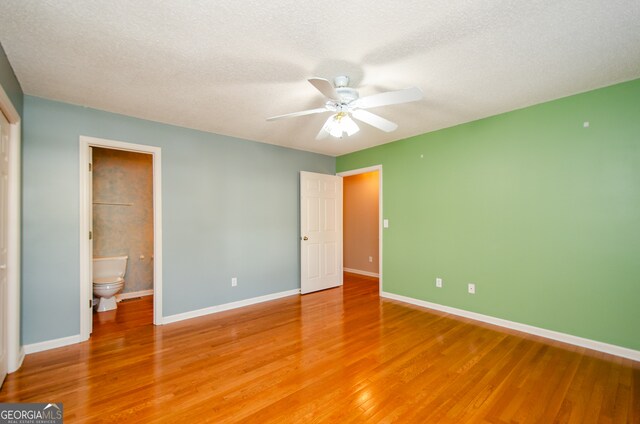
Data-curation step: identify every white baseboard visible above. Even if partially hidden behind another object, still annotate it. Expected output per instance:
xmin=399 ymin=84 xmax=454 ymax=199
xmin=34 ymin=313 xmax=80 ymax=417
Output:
xmin=117 ymin=289 xmax=154 ymax=302
xmin=162 ymin=288 xmax=301 ymax=325
xmin=343 ymin=268 xmax=380 ymax=278
xmin=381 ymin=291 xmax=640 ymax=362
xmin=24 ymin=334 xmax=82 ymax=355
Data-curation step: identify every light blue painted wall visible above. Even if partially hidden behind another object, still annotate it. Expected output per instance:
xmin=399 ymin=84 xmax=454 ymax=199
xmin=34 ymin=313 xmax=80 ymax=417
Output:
xmin=0 ymin=43 xmax=23 ymax=116
xmin=22 ymin=96 xmax=335 ymax=344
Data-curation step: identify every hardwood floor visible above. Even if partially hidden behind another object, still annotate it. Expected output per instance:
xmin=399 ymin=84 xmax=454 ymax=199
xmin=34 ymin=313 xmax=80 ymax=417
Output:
xmin=1 ymin=273 xmax=638 ymax=423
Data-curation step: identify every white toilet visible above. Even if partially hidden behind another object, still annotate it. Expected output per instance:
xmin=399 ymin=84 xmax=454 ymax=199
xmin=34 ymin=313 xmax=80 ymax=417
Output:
xmin=92 ymin=256 xmax=128 ymax=312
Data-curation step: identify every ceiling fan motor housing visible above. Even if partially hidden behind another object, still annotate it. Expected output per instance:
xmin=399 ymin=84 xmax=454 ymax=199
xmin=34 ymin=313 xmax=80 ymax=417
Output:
xmin=335 ymin=87 xmax=359 ymax=103
xmin=333 ymin=75 xmax=350 ymax=87
xmin=333 ymin=76 xmax=359 ymax=104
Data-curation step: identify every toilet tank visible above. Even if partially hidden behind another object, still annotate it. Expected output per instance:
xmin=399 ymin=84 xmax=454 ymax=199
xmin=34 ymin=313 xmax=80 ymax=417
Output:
xmin=93 ymin=256 xmax=128 ymax=279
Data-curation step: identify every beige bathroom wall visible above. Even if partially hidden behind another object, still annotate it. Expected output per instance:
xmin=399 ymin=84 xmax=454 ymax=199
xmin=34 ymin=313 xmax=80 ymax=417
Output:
xmin=343 ymin=171 xmax=379 ymax=275
xmin=93 ymin=147 xmax=153 ymax=294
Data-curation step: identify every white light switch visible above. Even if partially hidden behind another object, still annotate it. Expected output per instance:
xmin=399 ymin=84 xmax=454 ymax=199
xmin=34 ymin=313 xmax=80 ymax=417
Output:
xmin=383 ymin=219 xmax=389 ymax=228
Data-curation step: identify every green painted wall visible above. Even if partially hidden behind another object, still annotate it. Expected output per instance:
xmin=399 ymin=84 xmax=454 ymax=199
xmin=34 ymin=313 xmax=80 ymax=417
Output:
xmin=337 ymin=78 xmax=640 ymax=351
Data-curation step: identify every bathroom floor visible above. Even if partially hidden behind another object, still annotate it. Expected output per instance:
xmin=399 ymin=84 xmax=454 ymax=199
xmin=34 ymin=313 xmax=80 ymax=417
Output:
xmin=92 ymin=295 xmax=153 ymax=336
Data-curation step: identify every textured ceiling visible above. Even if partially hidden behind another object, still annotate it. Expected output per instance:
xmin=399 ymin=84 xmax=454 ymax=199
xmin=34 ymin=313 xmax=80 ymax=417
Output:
xmin=1 ymin=1 xmax=639 ymax=156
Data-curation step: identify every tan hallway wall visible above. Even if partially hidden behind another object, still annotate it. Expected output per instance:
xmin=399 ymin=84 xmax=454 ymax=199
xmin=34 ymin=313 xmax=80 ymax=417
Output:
xmin=343 ymin=171 xmax=379 ymax=275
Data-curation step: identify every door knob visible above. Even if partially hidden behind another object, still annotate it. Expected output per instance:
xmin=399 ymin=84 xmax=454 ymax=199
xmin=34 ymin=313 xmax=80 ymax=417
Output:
xmin=302 ymin=236 xmax=308 ymax=241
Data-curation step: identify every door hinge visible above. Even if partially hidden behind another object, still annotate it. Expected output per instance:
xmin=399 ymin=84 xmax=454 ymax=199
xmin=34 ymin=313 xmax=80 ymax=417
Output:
xmin=89 ymin=230 xmax=93 ymax=240
xmin=89 ymin=162 xmax=92 ymax=172
xmin=89 ymin=299 xmax=92 ymax=308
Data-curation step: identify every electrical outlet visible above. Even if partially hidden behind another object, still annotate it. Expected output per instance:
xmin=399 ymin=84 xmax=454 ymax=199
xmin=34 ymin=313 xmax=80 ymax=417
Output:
xmin=368 ymin=256 xmax=373 ymax=263
xmin=435 ymin=278 xmax=443 ymax=288
xmin=231 ymin=277 xmax=237 ymax=287
xmin=468 ymin=283 xmax=475 ymax=294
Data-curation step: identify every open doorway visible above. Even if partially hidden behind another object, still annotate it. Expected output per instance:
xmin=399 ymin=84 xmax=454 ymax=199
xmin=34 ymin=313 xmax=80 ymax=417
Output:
xmin=79 ymin=136 xmax=163 ymax=341
xmin=91 ymin=147 xmax=154 ymax=331
xmin=338 ymin=165 xmax=382 ymax=292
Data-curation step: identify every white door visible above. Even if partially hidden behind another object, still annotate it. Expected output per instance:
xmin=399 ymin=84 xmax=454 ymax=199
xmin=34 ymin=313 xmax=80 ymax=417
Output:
xmin=300 ymin=171 xmax=343 ymax=294
xmin=0 ymin=111 xmax=10 ymax=385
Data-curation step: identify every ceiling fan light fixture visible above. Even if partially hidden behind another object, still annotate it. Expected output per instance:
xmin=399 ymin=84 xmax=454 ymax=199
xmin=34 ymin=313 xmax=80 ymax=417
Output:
xmin=328 ymin=120 xmax=342 ymax=138
xmin=323 ymin=112 xmax=360 ymax=138
xmin=343 ymin=115 xmax=360 ymax=136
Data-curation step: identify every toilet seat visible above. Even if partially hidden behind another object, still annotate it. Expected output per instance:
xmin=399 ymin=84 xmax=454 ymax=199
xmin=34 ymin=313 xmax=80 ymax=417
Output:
xmin=93 ymin=276 xmax=124 ymax=285
xmin=93 ymin=277 xmax=125 ymax=312
xmin=93 ymin=256 xmax=128 ymax=312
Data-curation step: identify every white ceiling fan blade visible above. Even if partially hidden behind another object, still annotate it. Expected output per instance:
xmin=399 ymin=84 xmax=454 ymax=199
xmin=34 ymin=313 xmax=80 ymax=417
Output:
xmin=355 ymin=86 xmax=423 ymax=109
xmin=308 ymin=78 xmax=340 ymax=100
xmin=352 ymin=110 xmax=398 ymax=132
xmin=266 ymin=107 xmax=328 ymax=121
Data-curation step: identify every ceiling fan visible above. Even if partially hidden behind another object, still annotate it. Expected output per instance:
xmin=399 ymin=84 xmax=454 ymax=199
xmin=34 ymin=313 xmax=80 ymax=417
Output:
xmin=267 ymin=76 xmax=423 ymax=140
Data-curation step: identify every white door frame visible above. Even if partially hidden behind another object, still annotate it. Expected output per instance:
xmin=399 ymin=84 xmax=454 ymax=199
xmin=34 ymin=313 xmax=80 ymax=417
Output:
xmin=337 ymin=165 xmax=383 ymax=293
xmin=79 ymin=136 xmax=163 ymax=341
xmin=0 ymin=84 xmax=23 ymax=373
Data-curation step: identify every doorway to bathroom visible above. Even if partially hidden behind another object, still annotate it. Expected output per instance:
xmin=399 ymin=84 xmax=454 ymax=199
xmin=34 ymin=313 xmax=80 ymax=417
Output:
xmin=79 ymin=136 xmax=163 ymax=341
xmin=92 ymin=147 xmax=153 ymax=329
xmin=338 ymin=165 xmax=383 ymax=292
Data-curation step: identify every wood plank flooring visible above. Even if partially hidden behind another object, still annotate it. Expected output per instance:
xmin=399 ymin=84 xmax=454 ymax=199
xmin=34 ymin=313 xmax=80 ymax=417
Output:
xmin=1 ymin=273 xmax=638 ymax=423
